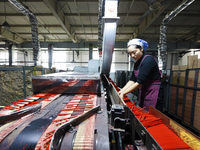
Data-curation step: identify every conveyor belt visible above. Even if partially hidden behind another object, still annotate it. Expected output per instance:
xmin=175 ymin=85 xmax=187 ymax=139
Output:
xmin=105 ymin=76 xmax=200 ymax=150
xmin=0 ymin=95 xmax=68 ymax=150
xmin=32 ymin=72 xmax=101 ymax=95
xmin=35 ymin=94 xmax=97 ymax=149
xmin=0 ymin=93 xmax=60 ymax=144
xmin=0 ymin=77 xmax=108 ymax=150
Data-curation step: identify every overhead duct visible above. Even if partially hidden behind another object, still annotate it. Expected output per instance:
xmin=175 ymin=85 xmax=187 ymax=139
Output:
xmin=97 ymin=0 xmax=104 ymax=55
xmin=101 ymin=0 xmax=119 ymax=75
xmin=8 ymin=0 xmax=40 ymax=66
xmin=158 ymin=0 xmax=195 ymax=71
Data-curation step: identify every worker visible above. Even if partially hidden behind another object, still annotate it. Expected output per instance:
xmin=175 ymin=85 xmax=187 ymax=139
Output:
xmin=118 ymin=38 xmax=163 ymax=111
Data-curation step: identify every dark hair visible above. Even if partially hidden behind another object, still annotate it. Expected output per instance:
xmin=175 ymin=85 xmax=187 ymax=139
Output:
xmin=128 ymin=44 xmax=142 ymax=50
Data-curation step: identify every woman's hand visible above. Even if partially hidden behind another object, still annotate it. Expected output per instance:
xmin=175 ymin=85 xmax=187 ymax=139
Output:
xmin=118 ymin=90 xmax=122 ymax=95
xmin=118 ymin=91 xmax=124 ymax=100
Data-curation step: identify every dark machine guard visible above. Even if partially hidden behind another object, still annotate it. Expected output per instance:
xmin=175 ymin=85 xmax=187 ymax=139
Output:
xmin=0 ymin=104 xmax=41 ymax=124
xmin=50 ymin=105 xmax=101 ymax=150
xmin=102 ymin=74 xmax=163 ymax=150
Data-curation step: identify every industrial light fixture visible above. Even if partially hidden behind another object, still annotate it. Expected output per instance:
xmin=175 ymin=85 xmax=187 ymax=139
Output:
xmin=2 ymin=1 xmax=10 ymax=30
xmin=2 ymin=21 xmax=10 ymax=30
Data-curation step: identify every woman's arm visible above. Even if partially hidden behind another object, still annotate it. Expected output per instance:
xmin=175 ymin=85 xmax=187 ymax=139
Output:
xmin=118 ymin=81 xmax=142 ymax=99
xmin=118 ymin=80 xmax=135 ymax=94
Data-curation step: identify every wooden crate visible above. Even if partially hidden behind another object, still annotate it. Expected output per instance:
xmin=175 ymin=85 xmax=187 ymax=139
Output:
xmin=171 ymin=68 xmax=200 ymax=133
xmin=184 ymin=89 xmax=193 ymax=125
xmin=179 ymin=65 xmax=187 ymax=70
xmin=198 ymin=70 xmax=200 ymax=87
xmin=177 ymin=88 xmax=184 ymax=117
xmin=187 ymin=70 xmax=195 ymax=87
xmin=194 ymin=91 xmax=200 ymax=131
xmin=198 ymin=59 xmax=200 ymax=68
xmin=180 ymin=71 xmax=186 ymax=86
xmin=187 ymin=70 xmax=200 ymax=88
xmin=172 ymin=72 xmax=178 ymax=84
xmin=179 ymin=66 xmax=187 ymax=85
xmin=172 ymin=65 xmax=180 ymax=71
xmin=187 ymin=55 xmax=198 ymax=69
xmin=170 ymin=86 xmax=177 ymax=114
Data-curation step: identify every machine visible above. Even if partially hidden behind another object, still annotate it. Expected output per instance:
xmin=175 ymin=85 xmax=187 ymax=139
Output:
xmin=0 ymin=0 xmax=199 ymax=150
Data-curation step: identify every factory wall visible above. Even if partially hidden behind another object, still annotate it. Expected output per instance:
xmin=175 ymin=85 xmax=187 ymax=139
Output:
xmin=0 ymin=49 xmax=129 ymax=72
xmin=110 ymin=51 xmax=129 ymax=72
xmin=2 ymin=48 xmax=200 ymax=73
xmin=0 ymin=50 xmax=33 ymax=66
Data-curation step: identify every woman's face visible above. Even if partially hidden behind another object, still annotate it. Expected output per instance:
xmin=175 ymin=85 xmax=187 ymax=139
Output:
xmin=127 ymin=45 xmax=143 ymax=60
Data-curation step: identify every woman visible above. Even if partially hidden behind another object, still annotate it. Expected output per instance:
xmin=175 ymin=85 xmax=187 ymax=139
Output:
xmin=118 ymin=38 xmax=162 ymax=111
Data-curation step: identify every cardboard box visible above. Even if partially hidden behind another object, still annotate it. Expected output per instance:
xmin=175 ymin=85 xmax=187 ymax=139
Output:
xmin=180 ymin=71 xmax=186 ymax=85
xmin=179 ymin=65 xmax=187 ymax=70
xmin=188 ymin=70 xmax=195 ymax=79
xmin=187 ymin=55 xmax=198 ymax=69
xmin=172 ymin=72 xmax=178 ymax=84
xmin=198 ymin=59 xmax=200 ymax=68
xmin=172 ymin=65 xmax=180 ymax=71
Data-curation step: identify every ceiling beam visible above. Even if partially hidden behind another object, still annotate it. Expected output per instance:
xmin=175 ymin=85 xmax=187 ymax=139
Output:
xmin=70 ymin=24 xmax=200 ymax=28
xmin=17 ymin=32 xmax=133 ymax=35
xmin=176 ymin=27 xmax=200 ymax=41
xmin=9 ymin=25 xmax=62 ymax=27
xmin=56 ymin=0 xmax=144 ymax=2
xmin=7 ymin=24 xmax=199 ymax=29
xmin=1 ymin=12 xmax=200 ymax=17
xmin=0 ymin=13 xmax=53 ymax=16
xmin=0 ymin=0 xmax=98 ymax=2
xmin=142 ymin=33 xmax=200 ymax=36
xmin=0 ymin=28 xmax=24 ymax=44
xmin=151 ymin=25 xmax=200 ymax=28
xmin=63 ymin=13 xmax=143 ymax=17
xmin=71 ymin=24 xmax=138 ymax=28
xmin=43 ymin=0 xmax=77 ymax=42
xmin=7 ymin=24 xmax=136 ymax=28
xmin=0 ymin=0 xmax=43 ymax=2
xmin=0 ymin=0 xmax=144 ymax=3
xmin=136 ymin=3 xmax=172 ymax=38
xmin=17 ymin=32 xmax=194 ymax=36
xmin=16 ymin=32 xmax=198 ymax=38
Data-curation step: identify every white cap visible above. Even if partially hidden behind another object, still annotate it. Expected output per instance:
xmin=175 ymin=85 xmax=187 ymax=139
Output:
xmin=127 ymin=38 xmax=148 ymax=50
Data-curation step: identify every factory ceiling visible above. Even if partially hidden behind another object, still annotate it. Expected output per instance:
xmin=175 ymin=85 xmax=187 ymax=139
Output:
xmin=0 ymin=0 xmax=200 ymax=51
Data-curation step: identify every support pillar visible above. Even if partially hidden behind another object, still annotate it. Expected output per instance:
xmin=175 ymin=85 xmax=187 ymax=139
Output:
xmin=48 ymin=43 xmax=53 ymax=72
xmin=8 ymin=44 xmax=13 ymax=66
xmin=89 ymin=44 xmax=93 ymax=60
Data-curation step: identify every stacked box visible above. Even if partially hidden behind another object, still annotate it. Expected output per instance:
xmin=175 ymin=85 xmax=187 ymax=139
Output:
xmin=170 ymin=86 xmax=177 ymax=114
xmin=187 ymin=55 xmax=198 ymax=69
xmin=184 ymin=55 xmax=200 ymax=131
xmin=172 ymin=72 xmax=178 ymax=84
xmin=177 ymin=88 xmax=184 ymax=117
xmin=184 ymin=89 xmax=193 ymax=125
xmin=170 ymin=55 xmax=200 ymax=133
xmin=172 ymin=65 xmax=180 ymax=71
xmin=179 ymin=65 xmax=188 ymax=70
xmin=194 ymin=91 xmax=200 ymax=131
